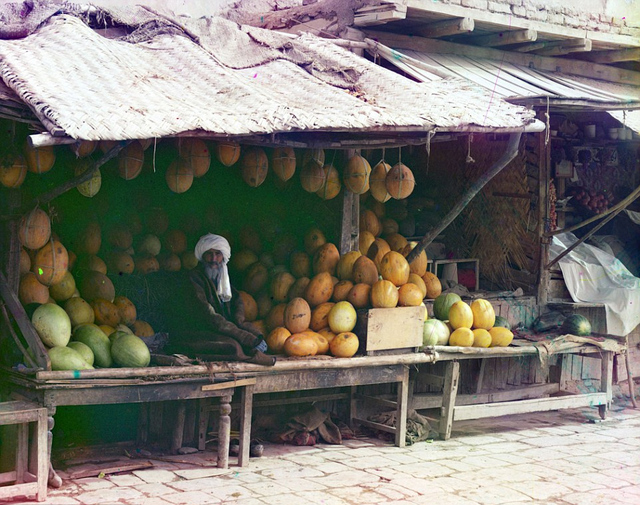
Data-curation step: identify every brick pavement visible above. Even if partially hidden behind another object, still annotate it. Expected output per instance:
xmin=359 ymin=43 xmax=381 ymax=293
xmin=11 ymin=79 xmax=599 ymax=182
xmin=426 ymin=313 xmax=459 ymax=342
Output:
xmin=9 ymin=390 xmax=640 ymax=505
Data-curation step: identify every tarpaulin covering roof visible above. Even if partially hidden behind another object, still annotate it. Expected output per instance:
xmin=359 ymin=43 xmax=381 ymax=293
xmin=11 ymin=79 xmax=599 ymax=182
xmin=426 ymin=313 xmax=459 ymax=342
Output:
xmin=0 ymin=4 xmax=539 ymax=142
xmin=378 ymin=46 xmax=640 ymax=109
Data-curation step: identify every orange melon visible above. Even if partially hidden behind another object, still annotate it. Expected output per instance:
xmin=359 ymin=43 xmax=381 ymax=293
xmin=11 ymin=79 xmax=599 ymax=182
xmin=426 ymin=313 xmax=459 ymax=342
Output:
xmin=272 ymin=146 xmax=296 ymax=181
xmin=287 ymin=277 xmax=310 ymax=301
xmin=304 ymin=228 xmax=326 ymax=255
xmin=385 ymin=233 xmax=408 ymax=252
xmin=24 ymin=142 xmax=55 ymax=174
xmin=79 ymin=271 xmax=115 ymax=302
xmin=270 ymin=272 xmax=296 ymax=303
xmin=398 ymin=283 xmax=423 ymax=307
xmin=284 ymin=297 xmax=311 ymax=334
xmin=330 ymin=331 xmax=359 ymax=358
xmin=76 ymin=255 xmax=108 ymax=275
xmin=359 ymin=230 xmax=376 ymax=256
xmin=113 ymin=296 xmax=137 ymax=326
xmin=332 ymin=280 xmax=353 ymax=302
xmin=310 ymin=302 xmax=335 ymax=331
xmin=304 ymin=272 xmax=334 ymax=307
xmin=91 ymin=298 xmax=121 ymax=327
xmin=312 ymin=243 xmax=340 ymax=275
xmin=316 ymin=164 xmax=341 ymax=200
xmin=370 ymin=280 xmax=398 ymax=308
xmin=71 ymin=140 xmax=97 ymax=158
xmin=379 ymin=251 xmax=410 ymax=286
xmin=346 ymin=283 xmax=371 ymax=309
xmin=408 ymin=273 xmax=427 ymax=298
xmin=422 ymin=272 xmax=442 ymax=299
xmin=178 ymin=138 xmax=210 ymax=178
xmin=402 ymin=244 xmax=428 ymax=278
xmin=243 ymin=262 xmax=269 ymax=295
xmin=76 ymin=222 xmax=101 ymax=255
xmin=302 ymin=149 xmax=325 ymax=167
xmin=367 ymin=238 xmax=391 ymax=270
xmin=19 ymin=272 xmax=50 ymax=305
xmin=360 ymin=209 xmax=381 ymax=237
xmin=158 ymin=252 xmax=181 ymax=272
xmin=266 ymin=326 xmax=291 ymax=354
xmin=370 ymin=160 xmax=391 ymax=203
xmin=166 ymin=158 xmax=194 ymax=193
xmin=266 ymin=303 xmax=287 ymax=332
xmin=134 ymin=255 xmax=159 ymax=275
xmin=117 ymin=141 xmax=144 ymax=180
xmin=20 ymin=248 xmax=31 ymax=275
xmin=300 ymin=160 xmax=325 ymax=193
xmin=240 ymin=147 xmax=268 ymax=187
xmin=336 ymin=251 xmax=361 ymax=281
xmin=343 ymin=155 xmax=371 ymax=194
xmin=386 ymin=162 xmax=415 ymax=200
xmin=0 ymin=155 xmax=27 ymax=188
xmin=33 ymin=239 xmax=69 ymax=286
xmin=284 ymin=332 xmax=318 ymax=357
xmin=290 ymin=251 xmax=311 ymax=278
xmin=238 ymin=291 xmax=258 ymax=322
xmin=132 ymin=320 xmax=155 ymax=338
xmin=352 ymin=256 xmax=378 ymax=286
xmin=216 ymin=141 xmax=241 ymax=166
xmin=18 ymin=207 xmax=51 ymax=250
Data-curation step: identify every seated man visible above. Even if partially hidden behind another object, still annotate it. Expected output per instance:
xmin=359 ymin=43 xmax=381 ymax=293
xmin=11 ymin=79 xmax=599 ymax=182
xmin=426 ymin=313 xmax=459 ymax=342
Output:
xmin=165 ymin=233 xmax=274 ymax=366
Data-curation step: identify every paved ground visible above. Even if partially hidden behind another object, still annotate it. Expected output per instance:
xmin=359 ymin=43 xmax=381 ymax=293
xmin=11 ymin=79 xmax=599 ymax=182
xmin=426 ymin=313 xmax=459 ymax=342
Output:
xmin=11 ymin=386 xmax=640 ymax=505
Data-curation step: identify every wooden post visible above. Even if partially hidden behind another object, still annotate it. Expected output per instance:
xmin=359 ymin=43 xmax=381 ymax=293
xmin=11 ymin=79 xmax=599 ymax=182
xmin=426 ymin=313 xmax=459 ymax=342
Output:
xmin=395 ymin=367 xmax=409 ymax=448
xmin=340 ymin=149 xmax=359 ymax=254
xmin=439 ymin=360 xmax=460 ymax=440
xmin=170 ymin=401 xmax=186 ymax=454
xmin=536 ymin=115 xmax=551 ymax=306
xmin=238 ymin=385 xmax=254 ymax=468
xmin=599 ymin=351 xmax=614 ymax=419
xmin=217 ymin=395 xmax=232 ymax=469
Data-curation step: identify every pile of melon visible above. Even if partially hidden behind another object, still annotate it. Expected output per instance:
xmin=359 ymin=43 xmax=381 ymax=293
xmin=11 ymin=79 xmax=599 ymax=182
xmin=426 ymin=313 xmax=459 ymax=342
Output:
xmin=424 ymin=293 xmax=514 ymax=348
xmin=16 ymin=207 xmax=156 ymax=370
xmin=231 ymin=216 xmax=441 ymax=339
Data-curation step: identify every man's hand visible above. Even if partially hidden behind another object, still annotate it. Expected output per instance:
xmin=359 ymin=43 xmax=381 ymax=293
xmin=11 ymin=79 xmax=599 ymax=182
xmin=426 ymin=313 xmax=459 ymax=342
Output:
xmin=253 ymin=339 xmax=268 ymax=354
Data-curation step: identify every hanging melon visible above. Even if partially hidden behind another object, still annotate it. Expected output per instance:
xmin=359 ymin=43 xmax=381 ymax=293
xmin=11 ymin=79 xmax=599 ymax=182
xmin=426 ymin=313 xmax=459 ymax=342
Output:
xmin=24 ymin=141 xmax=55 ymax=174
xmin=216 ymin=141 xmax=241 ymax=166
xmin=300 ymin=160 xmax=326 ymax=193
xmin=99 ymin=140 xmax=118 ymax=153
xmin=302 ymin=149 xmax=325 ymax=168
xmin=0 ymin=155 xmax=27 ymax=188
xmin=370 ymin=161 xmax=391 ymax=202
xmin=272 ymin=146 xmax=296 ymax=181
xmin=20 ymin=248 xmax=31 ymax=275
xmin=178 ymin=138 xmax=210 ymax=178
xmin=33 ymin=239 xmax=69 ymax=286
xmin=18 ymin=207 xmax=51 ymax=250
xmin=165 ymin=158 xmax=194 ymax=193
xmin=75 ymin=160 xmax=102 ymax=197
xmin=240 ymin=147 xmax=268 ymax=187
xmin=343 ymin=154 xmax=371 ymax=195
xmin=117 ymin=141 xmax=145 ymax=180
xmin=71 ymin=140 xmax=97 ymax=158
xmin=316 ymin=164 xmax=341 ymax=200
xmin=386 ymin=162 xmax=415 ymax=200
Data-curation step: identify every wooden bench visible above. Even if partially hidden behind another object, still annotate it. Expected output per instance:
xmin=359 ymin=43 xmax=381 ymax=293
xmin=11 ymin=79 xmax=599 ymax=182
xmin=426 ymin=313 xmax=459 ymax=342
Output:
xmin=0 ymin=401 xmax=48 ymax=502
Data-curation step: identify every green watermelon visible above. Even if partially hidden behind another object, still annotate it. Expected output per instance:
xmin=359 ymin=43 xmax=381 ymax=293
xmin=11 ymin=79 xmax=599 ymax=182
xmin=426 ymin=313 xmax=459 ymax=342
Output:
xmin=111 ymin=334 xmax=151 ymax=368
xmin=561 ymin=314 xmax=591 ymax=336
xmin=433 ymin=293 xmax=462 ymax=321
xmin=73 ymin=324 xmax=112 ymax=367
xmin=493 ymin=316 xmax=511 ymax=330
xmin=67 ymin=341 xmax=95 ymax=366
xmin=31 ymin=303 xmax=72 ymax=347
xmin=48 ymin=346 xmax=93 ymax=371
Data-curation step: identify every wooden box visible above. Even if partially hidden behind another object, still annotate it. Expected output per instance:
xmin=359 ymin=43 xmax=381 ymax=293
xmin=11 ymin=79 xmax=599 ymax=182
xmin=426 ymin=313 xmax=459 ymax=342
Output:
xmin=355 ymin=306 xmax=425 ymax=355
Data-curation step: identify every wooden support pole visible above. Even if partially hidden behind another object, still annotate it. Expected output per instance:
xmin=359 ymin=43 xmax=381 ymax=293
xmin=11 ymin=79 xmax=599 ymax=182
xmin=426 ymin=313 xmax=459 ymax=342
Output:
xmin=473 ymin=28 xmax=537 ymax=47
xmin=217 ymin=395 xmax=232 ymax=469
xmin=415 ymin=17 xmax=474 ymax=38
xmin=535 ymin=39 xmax=592 ymax=56
xmin=406 ymin=132 xmax=522 ymax=264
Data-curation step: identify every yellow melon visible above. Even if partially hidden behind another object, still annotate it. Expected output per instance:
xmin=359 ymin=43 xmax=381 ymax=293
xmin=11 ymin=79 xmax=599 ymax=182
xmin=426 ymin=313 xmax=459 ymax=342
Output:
xmin=422 ymin=272 xmax=442 ymax=299
xmin=284 ymin=332 xmax=318 ymax=357
xmin=408 ymin=274 xmax=427 ymax=298
xmin=313 ymin=243 xmax=340 ymax=275
xmin=489 ymin=327 xmax=514 ymax=347
xmin=310 ymin=302 xmax=335 ymax=331
xmin=472 ymin=329 xmax=492 ymax=348
xmin=449 ymin=327 xmax=474 ymax=347
xmin=266 ymin=326 xmax=291 ymax=354
xmin=449 ymin=301 xmax=474 ymax=329
xmin=216 ymin=141 xmax=241 ymax=166
xmin=471 ymin=299 xmax=496 ymax=330
xmin=370 ymin=161 xmax=391 ymax=203
xmin=330 ymin=331 xmax=359 ymax=358
xmin=398 ymin=283 xmax=423 ymax=307
xmin=316 ymin=164 xmax=341 ymax=200
xmin=370 ymin=280 xmax=398 ymax=308
xmin=379 ymin=251 xmax=410 ymax=287
xmin=238 ymin=291 xmax=258 ymax=322
xmin=0 ymin=155 xmax=27 ymax=188
xmin=359 ymin=230 xmax=376 ymax=256
xmin=343 ymin=155 xmax=371 ymax=194
xmin=300 ymin=160 xmax=326 ymax=193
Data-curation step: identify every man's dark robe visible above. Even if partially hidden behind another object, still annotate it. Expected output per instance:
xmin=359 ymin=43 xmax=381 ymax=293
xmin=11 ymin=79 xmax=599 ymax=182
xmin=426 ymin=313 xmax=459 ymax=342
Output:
xmin=164 ymin=264 xmax=274 ymax=365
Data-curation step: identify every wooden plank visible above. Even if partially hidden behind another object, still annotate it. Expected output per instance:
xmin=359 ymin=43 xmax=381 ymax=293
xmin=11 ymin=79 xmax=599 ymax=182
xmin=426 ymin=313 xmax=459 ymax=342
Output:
xmin=395 ymin=367 xmax=409 ymax=448
xmin=412 ymin=383 xmax=561 ymax=410
xmin=252 ymin=366 xmax=406 ymax=394
xmin=66 ymin=461 xmax=154 ymax=479
xmin=201 ymin=378 xmax=256 ymax=391
xmin=453 ymin=392 xmax=608 ymax=420
xmin=535 ymin=39 xmax=592 ymax=56
xmin=0 ymin=482 xmax=39 ymax=500
xmin=363 ymin=306 xmax=424 ymax=351
xmin=584 ymin=47 xmax=640 ymax=64
xmin=354 ymin=418 xmax=397 ymax=434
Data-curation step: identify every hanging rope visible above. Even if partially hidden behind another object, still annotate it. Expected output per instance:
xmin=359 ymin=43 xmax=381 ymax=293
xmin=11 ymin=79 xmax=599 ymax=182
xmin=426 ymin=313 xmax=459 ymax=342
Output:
xmin=466 ymin=134 xmax=475 ymax=164
xmin=152 ymin=137 xmax=158 ymax=173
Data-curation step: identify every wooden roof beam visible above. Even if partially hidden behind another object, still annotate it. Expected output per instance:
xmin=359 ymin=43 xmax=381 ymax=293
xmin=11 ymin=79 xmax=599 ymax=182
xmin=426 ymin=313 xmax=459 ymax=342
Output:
xmin=472 ymin=28 xmax=537 ymax=47
xmin=354 ymin=2 xmax=407 ymax=27
xmin=534 ymin=38 xmax=592 ymax=56
xmin=414 ymin=17 xmax=474 ymax=38
xmin=583 ymin=47 xmax=640 ymax=64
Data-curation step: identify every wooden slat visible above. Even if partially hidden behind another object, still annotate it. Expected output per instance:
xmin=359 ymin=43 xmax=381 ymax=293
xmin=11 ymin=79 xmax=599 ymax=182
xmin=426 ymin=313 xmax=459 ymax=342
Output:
xmin=201 ymin=378 xmax=256 ymax=391
xmin=472 ymin=29 xmax=537 ymax=47
xmin=0 ymin=482 xmax=38 ymax=500
xmin=355 ymin=418 xmax=397 ymax=434
xmin=415 ymin=17 xmax=474 ymax=38
xmin=583 ymin=47 xmax=640 ymax=64
xmin=67 ymin=461 xmax=154 ymax=480
xmin=453 ymin=392 xmax=608 ymax=420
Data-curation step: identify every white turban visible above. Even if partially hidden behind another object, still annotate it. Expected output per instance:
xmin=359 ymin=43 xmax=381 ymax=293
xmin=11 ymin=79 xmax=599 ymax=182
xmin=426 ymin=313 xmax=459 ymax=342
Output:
xmin=194 ymin=234 xmax=232 ymax=302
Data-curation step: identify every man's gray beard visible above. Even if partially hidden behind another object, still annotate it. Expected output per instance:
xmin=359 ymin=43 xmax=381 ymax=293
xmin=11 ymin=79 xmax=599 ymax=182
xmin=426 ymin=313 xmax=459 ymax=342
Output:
xmin=204 ymin=264 xmax=221 ymax=285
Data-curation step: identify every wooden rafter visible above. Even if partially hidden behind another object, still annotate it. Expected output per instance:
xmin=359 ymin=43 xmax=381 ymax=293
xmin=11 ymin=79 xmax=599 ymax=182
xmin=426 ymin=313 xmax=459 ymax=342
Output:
xmin=582 ymin=47 xmax=640 ymax=64
xmin=471 ymin=28 xmax=537 ymax=47
xmin=414 ymin=17 xmax=474 ymax=38
xmin=534 ymin=39 xmax=592 ymax=57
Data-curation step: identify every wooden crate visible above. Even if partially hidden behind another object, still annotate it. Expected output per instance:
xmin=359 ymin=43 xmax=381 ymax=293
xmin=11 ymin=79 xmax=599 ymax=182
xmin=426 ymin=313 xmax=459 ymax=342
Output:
xmin=355 ymin=306 xmax=425 ymax=355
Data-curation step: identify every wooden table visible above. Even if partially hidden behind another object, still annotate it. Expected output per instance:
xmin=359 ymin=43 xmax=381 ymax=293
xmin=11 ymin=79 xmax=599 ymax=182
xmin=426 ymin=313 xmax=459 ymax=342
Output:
xmin=1 ymin=368 xmax=244 ymax=486
xmin=412 ymin=338 xmax=621 ymax=440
